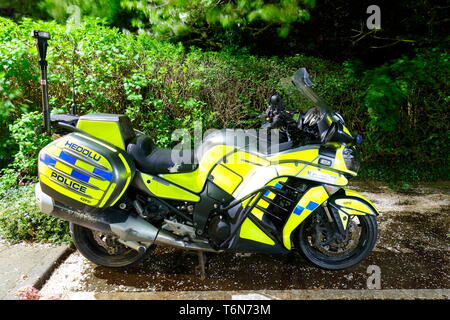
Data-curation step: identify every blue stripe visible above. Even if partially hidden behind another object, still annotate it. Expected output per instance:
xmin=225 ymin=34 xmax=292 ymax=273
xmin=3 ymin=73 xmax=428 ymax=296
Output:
xmin=59 ymin=151 xmax=77 ymax=164
xmin=306 ymin=201 xmax=319 ymax=211
xmin=39 ymin=153 xmax=56 ymax=166
xmin=93 ymin=168 xmax=113 ymax=181
xmin=263 ymin=190 xmax=271 ymax=197
xmin=71 ymin=169 xmax=90 ymax=183
xmin=293 ymin=205 xmax=304 ymax=215
xmin=274 ymin=183 xmax=282 ymax=189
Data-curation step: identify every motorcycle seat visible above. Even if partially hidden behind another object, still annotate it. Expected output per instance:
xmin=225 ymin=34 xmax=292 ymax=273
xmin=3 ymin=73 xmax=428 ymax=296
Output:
xmin=127 ymin=134 xmax=198 ymax=174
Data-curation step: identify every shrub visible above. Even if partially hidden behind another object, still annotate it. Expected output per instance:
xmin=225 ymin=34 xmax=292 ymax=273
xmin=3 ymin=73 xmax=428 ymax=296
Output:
xmin=9 ymin=112 xmax=52 ymax=176
xmin=0 ymin=112 xmax=52 ymax=190
xmin=0 ymin=16 xmax=448 ymax=185
xmin=0 ymin=16 xmax=355 ymax=150
xmin=0 ymin=27 xmax=37 ymax=168
xmin=0 ymin=17 xmax=448 ymax=243
xmin=0 ymin=184 xmax=70 ymax=243
xmin=356 ymin=49 xmax=450 ymax=181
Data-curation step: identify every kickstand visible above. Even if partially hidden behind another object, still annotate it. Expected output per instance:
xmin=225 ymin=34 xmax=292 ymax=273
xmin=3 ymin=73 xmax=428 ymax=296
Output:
xmin=195 ymin=251 xmax=207 ymax=280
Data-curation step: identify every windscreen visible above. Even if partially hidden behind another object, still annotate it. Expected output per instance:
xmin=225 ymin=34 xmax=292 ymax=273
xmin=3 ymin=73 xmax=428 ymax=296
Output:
xmin=291 ymin=68 xmax=330 ymax=113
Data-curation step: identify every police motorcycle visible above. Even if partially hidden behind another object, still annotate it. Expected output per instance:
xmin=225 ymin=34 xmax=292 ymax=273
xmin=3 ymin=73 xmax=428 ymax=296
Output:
xmin=33 ymin=30 xmax=379 ymax=271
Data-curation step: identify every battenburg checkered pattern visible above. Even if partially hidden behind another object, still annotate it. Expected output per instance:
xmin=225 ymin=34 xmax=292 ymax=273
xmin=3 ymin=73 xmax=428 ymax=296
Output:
xmin=293 ymin=201 xmax=319 ymax=216
xmin=263 ymin=182 xmax=283 ymax=197
xmin=40 ymin=151 xmax=112 ymax=183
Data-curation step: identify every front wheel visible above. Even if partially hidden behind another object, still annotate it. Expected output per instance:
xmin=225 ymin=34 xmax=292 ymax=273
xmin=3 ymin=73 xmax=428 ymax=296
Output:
xmin=70 ymin=223 xmax=155 ymax=269
xmin=297 ymin=209 xmax=378 ymax=270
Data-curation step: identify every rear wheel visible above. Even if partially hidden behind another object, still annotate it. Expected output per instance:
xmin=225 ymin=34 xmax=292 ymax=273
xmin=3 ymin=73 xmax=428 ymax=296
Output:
xmin=70 ymin=223 xmax=155 ymax=269
xmin=297 ymin=208 xmax=377 ymax=270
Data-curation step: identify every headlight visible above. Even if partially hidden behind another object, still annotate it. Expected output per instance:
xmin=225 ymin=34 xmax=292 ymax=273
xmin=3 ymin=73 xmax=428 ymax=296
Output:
xmin=343 ymin=147 xmax=360 ymax=172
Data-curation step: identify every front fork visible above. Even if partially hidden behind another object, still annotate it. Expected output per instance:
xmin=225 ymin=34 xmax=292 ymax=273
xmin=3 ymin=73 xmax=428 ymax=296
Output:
xmin=324 ymin=202 xmax=348 ymax=236
xmin=282 ymin=187 xmax=379 ymax=250
xmin=282 ymin=185 xmax=329 ymax=250
xmin=313 ymin=203 xmax=351 ymax=248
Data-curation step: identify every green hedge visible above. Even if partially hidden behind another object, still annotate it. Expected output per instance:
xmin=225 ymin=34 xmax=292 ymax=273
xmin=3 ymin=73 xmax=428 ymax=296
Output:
xmin=1 ymin=17 xmax=449 ymax=182
xmin=0 ymin=17 xmax=449 ymax=243
xmin=363 ymin=50 xmax=449 ymax=178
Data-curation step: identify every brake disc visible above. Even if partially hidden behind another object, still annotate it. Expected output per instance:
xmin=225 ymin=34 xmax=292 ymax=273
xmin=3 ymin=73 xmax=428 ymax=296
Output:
xmin=312 ymin=214 xmax=359 ymax=255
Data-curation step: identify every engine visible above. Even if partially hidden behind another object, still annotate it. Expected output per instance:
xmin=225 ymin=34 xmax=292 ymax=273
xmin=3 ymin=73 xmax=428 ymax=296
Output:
xmin=131 ymin=195 xmax=170 ymax=224
xmin=208 ymin=214 xmax=231 ymax=248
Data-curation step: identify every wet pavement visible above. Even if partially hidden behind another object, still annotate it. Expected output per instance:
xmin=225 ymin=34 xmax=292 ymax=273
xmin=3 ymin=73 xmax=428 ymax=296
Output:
xmin=85 ymin=247 xmax=448 ymax=292
xmin=40 ymin=181 xmax=450 ymax=296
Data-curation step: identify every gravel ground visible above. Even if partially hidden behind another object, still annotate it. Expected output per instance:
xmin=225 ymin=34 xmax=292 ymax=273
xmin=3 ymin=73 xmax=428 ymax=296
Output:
xmin=40 ymin=181 xmax=450 ymax=298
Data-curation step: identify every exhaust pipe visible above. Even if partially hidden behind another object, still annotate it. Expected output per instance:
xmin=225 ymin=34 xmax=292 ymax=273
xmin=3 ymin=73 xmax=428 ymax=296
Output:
xmin=35 ymin=183 xmax=216 ymax=252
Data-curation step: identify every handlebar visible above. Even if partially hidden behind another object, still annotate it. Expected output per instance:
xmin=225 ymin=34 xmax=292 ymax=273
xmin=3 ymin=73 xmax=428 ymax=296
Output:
xmin=259 ymin=68 xmax=359 ymax=146
xmin=261 ymin=94 xmax=341 ymax=144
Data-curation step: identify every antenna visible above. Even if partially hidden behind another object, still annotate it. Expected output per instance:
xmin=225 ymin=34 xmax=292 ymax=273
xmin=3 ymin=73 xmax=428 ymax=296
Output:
xmin=31 ymin=30 xmax=51 ymax=134
xmin=70 ymin=40 xmax=77 ymax=115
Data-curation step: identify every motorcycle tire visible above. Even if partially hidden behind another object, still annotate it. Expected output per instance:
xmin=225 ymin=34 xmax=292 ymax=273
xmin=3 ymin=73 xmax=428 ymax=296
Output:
xmin=297 ymin=212 xmax=378 ymax=270
xmin=70 ymin=223 xmax=155 ymax=269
